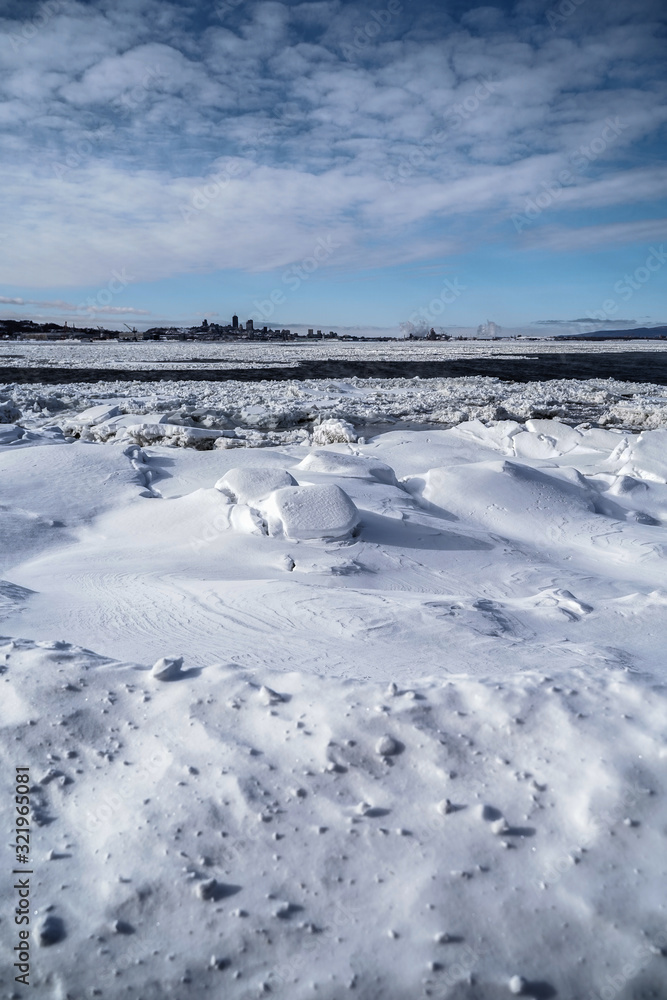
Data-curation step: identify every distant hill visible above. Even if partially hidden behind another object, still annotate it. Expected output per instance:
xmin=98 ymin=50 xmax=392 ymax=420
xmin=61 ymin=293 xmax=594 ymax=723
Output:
xmin=557 ymin=326 xmax=667 ymax=340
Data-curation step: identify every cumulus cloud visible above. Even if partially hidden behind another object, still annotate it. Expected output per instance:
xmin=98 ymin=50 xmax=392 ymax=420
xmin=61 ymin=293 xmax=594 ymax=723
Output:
xmin=0 ymin=0 xmax=665 ymax=288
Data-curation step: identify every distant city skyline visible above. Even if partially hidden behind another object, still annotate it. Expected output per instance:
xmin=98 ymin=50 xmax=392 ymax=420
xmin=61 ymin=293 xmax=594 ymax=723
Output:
xmin=1 ymin=0 xmax=665 ymax=332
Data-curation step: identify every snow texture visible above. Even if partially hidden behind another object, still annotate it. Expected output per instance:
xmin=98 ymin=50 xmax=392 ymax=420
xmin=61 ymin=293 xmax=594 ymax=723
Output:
xmin=2 ymin=356 xmax=667 ymax=997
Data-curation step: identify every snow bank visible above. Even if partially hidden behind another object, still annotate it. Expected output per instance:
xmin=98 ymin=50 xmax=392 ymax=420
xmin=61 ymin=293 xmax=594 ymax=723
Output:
xmin=405 ymin=459 xmax=666 ymax=583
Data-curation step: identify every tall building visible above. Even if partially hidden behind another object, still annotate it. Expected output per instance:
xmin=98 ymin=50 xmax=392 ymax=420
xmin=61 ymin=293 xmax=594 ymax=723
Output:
xmin=232 ymin=314 xmax=238 ymax=329
xmin=246 ymin=318 xmax=254 ymax=331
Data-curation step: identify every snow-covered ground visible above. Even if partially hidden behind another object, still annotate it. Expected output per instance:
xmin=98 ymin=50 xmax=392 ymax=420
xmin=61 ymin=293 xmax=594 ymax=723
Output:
xmin=2 ymin=373 xmax=667 ymax=998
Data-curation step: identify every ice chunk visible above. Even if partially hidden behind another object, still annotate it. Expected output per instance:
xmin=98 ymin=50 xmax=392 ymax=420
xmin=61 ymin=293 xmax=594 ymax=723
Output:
xmin=35 ymin=914 xmax=65 ymax=946
xmin=196 ymin=878 xmax=220 ymax=901
xmin=71 ymin=403 xmax=122 ymax=425
xmin=0 ymin=399 xmax=21 ymax=424
xmin=312 ymin=419 xmax=357 ymax=444
xmin=123 ymin=424 xmax=223 ymax=449
xmin=512 ymin=431 xmax=560 ymax=460
xmin=259 ymin=685 xmax=285 ymax=705
xmin=491 ymin=817 xmax=510 ymax=835
xmin=456 ymin=418 xmax=522 ymax=452
xmin=525 ymin=419 xmax=582 ymax=453
xmin=260 ymin=484 xmax=359 ymax=540
xmin=297 ymin=450 xmax=397 ymax=485
xmin=151 ymin=655 xmax=184 ymax=680
xmin=578 ymin=426 xmax=627 ymax=452
xmin=214 ymin=467 xmax=298 ymax=504
xmin=375 ymin=734 xmax=400 ymax=756
xmin=616 ymin=428 xmax=667 ymax=483
xmin=0 ymin=424 xmax=23 ymax=444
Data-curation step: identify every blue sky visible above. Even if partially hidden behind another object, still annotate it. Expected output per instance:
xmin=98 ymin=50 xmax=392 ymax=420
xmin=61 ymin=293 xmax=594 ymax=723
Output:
xmin=0 ymin=0 xmax=665 ymax=334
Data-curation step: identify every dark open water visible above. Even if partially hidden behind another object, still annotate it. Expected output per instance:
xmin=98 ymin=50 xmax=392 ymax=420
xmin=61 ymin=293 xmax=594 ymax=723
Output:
xmin=2 ymin=352 xmax=667 ymax=385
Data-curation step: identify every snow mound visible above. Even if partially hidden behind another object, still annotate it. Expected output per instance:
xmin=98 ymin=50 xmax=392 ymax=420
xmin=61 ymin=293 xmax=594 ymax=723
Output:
xmin=214 ymin=467 xmax=298 ymax=504
xmin=524 ymin=419 xmax=583 ymax=453
xmin=151 ymin=655 xmax=184 ymax=680
xmin=297 ymin=449 xmax=398 ymax=484
xmin=260 ymin=484 xmax=360 ymax=540
xmin=615 ymin=428 xmax=667 ymax=483
xmin=312 ymin=418 xmax=357 ymax=444
xmin=455 ymin=418 xmax=522 ymax=453
xmin=511 ymin=430 xmax=562 ymax=460
xmin=406 ymin=459 xmax=666 ymax=583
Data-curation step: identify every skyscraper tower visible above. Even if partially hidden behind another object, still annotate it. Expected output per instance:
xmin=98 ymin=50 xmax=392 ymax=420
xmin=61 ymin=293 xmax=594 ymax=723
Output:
xmin=232 ymin=314 xmax=238 ymax=329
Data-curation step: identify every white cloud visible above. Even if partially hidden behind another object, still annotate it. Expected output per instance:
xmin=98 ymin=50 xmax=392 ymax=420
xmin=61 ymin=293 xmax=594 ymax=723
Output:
xmin=0 ymin=295 xmax=77 ymax=309
xmin=523 ymin=217 xmax=667 ymax=253
xmin=0 ymin=296 xmax=149 ymax=315
xmin=0 ymin=0 xmax=665 ymax=287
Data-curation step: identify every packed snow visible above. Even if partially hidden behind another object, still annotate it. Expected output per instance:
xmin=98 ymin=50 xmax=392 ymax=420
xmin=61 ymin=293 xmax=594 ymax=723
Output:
xmin=1 ymin=370 xmax=667 ymax=998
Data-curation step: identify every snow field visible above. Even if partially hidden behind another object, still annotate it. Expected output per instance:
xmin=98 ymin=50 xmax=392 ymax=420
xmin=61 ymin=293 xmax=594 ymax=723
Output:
xmin=1 ymin=398 xmax=667 ymax=997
